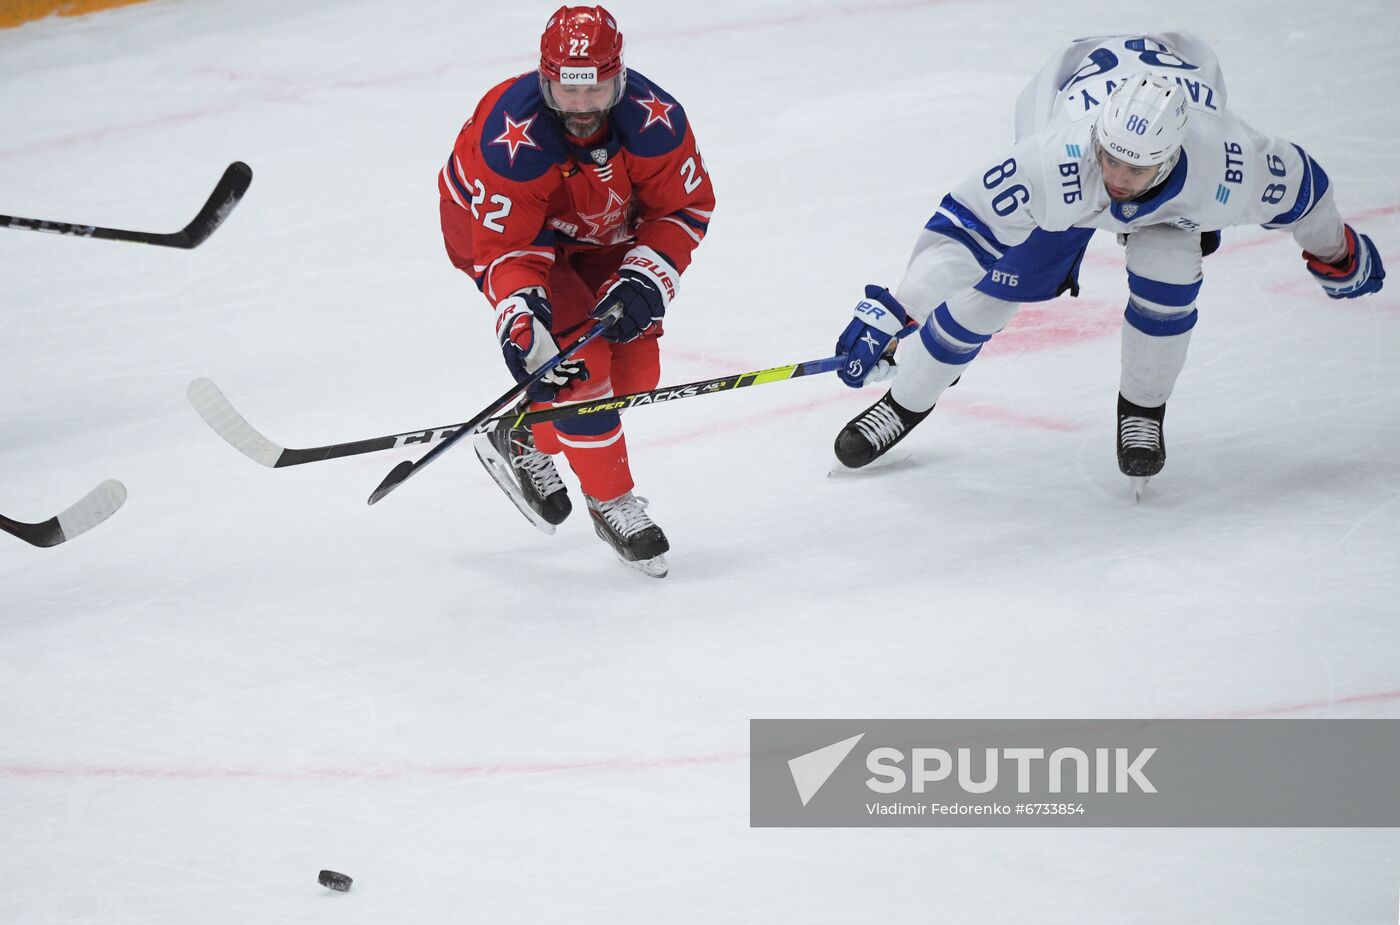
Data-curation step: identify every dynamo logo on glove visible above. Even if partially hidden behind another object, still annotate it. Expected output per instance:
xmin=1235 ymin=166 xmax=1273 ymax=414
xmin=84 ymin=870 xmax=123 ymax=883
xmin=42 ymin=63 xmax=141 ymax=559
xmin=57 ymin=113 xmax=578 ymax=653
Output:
xmin=835 ymin=285 xmax=913 ymax=388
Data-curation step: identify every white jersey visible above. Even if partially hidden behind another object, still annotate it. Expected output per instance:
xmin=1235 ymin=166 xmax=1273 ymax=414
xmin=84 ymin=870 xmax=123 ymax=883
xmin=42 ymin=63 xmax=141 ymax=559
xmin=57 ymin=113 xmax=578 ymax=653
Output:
xmin=898 ymin=32 xmax=1346 ymax=318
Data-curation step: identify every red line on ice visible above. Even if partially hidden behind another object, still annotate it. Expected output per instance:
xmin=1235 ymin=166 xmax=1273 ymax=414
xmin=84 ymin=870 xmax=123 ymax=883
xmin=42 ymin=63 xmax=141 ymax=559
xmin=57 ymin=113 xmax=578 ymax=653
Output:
xmin=6 ymin=688 xmax=1398 ymax=783
xmin=0 ymin=750 xmax=750 ymax=783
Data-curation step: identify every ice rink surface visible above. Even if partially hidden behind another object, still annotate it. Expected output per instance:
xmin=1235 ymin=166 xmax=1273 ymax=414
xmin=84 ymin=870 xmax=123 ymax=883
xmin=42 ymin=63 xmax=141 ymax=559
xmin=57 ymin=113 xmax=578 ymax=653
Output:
xmin=2 ymin=0 xmax=1398 ymax=921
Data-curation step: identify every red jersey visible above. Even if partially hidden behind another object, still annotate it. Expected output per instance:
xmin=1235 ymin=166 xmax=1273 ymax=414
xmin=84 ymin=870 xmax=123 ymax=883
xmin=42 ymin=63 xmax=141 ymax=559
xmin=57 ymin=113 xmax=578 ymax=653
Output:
xmin=438 ymin=69 xmax=715 ymax=306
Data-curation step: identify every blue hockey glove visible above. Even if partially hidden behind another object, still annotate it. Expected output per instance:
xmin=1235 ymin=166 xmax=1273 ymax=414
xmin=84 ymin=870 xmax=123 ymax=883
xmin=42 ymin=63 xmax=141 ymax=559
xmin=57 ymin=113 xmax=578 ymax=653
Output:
xmin=1305 ymin=225 xmax=1385 ymax=299
xmin=592 ymin=246 xmax=677 ymax=342
xmin=835 ymin=285 xmax=915 ymax=387
xmin=496 ymin=290 xmax=589 ymax=403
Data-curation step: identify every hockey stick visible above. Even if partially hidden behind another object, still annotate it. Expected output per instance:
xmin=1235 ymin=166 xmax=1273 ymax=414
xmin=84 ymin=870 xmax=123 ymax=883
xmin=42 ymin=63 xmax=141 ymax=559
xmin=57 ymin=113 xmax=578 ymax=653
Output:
xmin=188 ymin=378 xmax=472 ymax=468
xmin=483 ymin=354 xmax=850 ymax=431
xmin=185 ymin=358 xmax=835 ymax=472
xmin=0 ymin=162 xmax=252 ymax=249
xmin=1 ymin=480 xmax=128 ymax=548
xmin=479 ymin=323 xmax=912 ymax=431
xmin=469 ymin=352 xmax=856 ymax=535
xmin=365 ymin=306 xmax=622 ymax=505
xmin=185 ymin=340 xmax=902 ymax=471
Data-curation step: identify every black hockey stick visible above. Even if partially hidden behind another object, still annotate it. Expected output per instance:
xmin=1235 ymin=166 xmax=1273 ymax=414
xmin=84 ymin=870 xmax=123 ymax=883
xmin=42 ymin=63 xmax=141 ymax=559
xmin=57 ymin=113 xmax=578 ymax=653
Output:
xmin=187 ymin=378 xmax=472 ymax=468
xmin=365 ymin=306 xmax=621 ymax=505
xmin=0 ymin=162 xmax=252 ymax=248
xmin=186 ymin=350 xmax=886 ymax=470
xmin=1 ymin=480 xmax=128 ymax=548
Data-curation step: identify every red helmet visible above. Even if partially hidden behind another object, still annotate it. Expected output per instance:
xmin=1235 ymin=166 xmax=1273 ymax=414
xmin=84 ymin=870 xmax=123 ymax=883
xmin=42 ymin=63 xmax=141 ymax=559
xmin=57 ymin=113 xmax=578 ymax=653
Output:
xmin=539 ymin=6 xmax=625 ymax=86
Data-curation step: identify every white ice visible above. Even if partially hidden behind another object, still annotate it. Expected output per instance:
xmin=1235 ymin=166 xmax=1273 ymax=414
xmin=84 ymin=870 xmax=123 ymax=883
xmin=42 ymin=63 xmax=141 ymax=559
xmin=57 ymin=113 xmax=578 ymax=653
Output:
xmin=3 ymin=1 xmax=1399 ymax=921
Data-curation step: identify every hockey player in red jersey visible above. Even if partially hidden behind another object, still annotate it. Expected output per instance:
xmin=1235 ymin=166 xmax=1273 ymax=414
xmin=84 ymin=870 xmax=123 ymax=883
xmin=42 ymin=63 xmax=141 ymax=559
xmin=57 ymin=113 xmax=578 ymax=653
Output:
xmin=438 ymin=6 xmax=714 ymax=577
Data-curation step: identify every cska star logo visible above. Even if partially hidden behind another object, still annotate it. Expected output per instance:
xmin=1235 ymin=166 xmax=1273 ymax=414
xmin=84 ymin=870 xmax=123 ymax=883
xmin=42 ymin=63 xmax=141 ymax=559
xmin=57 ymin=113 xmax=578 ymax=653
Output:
xmin=579 ymin=188 xmax=629 ymax=243
xmin=491 ymin=112 xmax=541 ymax=166
xmin=632 ymin=90 xmax=676 ymax=133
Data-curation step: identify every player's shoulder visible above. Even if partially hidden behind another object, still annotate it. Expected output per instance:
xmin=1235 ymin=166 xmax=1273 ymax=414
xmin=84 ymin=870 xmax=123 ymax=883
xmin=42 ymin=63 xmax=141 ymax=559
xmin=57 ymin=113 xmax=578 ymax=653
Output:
xmin=1149 ymin=115 xmax=1252 ymax=230
xmin=1020 ymin=122 xmax=1098 ymax=228
xmin=1024 ymin=121 xmax=1094 ymax=167
xmin=473 ymin=72 xmax=570 ymax=183
xmin=612 ymin=69 xmax=692 ymax=158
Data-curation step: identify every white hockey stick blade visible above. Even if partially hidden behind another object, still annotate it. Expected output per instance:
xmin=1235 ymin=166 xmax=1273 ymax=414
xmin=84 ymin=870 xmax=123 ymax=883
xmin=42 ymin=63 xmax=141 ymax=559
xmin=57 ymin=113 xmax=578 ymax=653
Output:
xmin=472 ymin=431 xmax=557 ymax=535
xmin=186 ymin=378 xmax=285 ymax=467
xmin=2 ymin=479 xmax=128 ymax=547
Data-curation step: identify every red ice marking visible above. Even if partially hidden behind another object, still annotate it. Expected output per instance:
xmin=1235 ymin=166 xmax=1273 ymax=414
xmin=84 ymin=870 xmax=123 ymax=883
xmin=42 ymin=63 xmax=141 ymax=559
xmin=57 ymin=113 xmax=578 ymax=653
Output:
xmin=938 ymin=396 xmax=1085 ymax=432
xmin=646 ymin=0 xmax=957 ymax=41
xmin=1202 ymin=686 xmax=1400 ymax=720
xmin=1060 ymin=201 xmax=1400 ymax=265
xmin=644 ymin=385 xmax=1082 ymax=451
xmin=1263 ymin=278 xmax=1317 ymax=297
xmin=0 ymin=750 xmax=750 ymax=783
xmin=6 ymin=684 xmax=1400 ymax=782
xmin=661 ymin=345 xmax=773 ymax=376
xmin=1189 ymin=202 xmax=1400 ymax=258
xmin=978 ymin=296 xmax=1123 ymax=355
xmin=1081 ymin=250 xmax=1125 ymax=269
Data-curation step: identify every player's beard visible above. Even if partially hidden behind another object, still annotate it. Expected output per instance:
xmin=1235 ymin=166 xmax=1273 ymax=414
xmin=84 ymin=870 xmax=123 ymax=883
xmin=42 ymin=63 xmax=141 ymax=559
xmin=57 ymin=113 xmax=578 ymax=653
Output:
xmin=562 ymin=110 xmax=606 ymax=139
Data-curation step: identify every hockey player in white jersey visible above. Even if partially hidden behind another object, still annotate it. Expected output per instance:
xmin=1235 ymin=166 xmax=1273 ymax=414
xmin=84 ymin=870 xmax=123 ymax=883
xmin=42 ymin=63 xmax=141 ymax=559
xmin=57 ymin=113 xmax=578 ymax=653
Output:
xmin=831 ymin=33 xmax=1385 ymax=491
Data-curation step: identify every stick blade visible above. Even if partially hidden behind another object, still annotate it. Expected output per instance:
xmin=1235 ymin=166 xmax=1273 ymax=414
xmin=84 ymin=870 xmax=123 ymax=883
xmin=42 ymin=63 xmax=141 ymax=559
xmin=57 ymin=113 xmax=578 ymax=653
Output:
xmin=177 ymin=161 xmax=253 ymax=248
xmin=2 ymin=479 xmax=128 ymax=547
xmin=54 ymin=479 xmax=129 ymax=545
xmin=186 ymin=378 xmax=286 ymax=467
xmin=368 ymin=462 xmax=414 ymax=505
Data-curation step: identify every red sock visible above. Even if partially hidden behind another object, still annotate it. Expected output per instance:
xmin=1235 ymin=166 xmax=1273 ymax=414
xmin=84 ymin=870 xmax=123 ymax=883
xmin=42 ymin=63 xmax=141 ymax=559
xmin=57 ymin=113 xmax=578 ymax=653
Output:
xmin=558 ymin=426 xmax=633 ymax=501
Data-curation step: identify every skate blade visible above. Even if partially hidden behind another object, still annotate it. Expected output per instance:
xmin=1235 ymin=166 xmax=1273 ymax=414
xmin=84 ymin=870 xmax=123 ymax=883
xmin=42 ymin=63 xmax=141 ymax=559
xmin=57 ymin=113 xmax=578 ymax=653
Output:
xmin=621 ymin=553 xmax=668 ymax=579
xmin=825 ymin=452 xmax=915 ymax=479
xmin=1131 ymin=476 xmax=1150 ymax=502
xmin=472 ymin=433 xmax=556 ymax=535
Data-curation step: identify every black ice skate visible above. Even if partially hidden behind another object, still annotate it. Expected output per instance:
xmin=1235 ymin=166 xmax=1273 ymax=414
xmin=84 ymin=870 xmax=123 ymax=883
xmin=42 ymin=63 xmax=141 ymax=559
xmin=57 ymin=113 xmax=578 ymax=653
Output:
xmin=586 ymin=491 xmax=670 ymax=578
xmin=473 ymin=407 xmax=571 ymax=535
xmin=1117 ymin=393 xmax=1166 ymax=500
xmin=834 ymin=391 xmax=933 ymax=469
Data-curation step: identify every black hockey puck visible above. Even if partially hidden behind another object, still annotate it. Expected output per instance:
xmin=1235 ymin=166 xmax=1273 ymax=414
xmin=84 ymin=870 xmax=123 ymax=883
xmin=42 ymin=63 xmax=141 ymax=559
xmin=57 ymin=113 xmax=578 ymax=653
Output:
xmin=318 ymin=870 xmax=353 ymax=892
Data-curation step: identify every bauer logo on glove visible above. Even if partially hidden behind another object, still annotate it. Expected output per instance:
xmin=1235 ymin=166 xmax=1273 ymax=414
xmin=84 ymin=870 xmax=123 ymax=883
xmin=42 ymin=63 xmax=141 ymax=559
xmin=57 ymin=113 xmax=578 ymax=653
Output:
xmin=855 ymin=299 xmax=890 ymax=321
xmin=592 ymin=245 xmax=678 ymax=343
xmin=835 ymin=285 xmax=914 ymax=388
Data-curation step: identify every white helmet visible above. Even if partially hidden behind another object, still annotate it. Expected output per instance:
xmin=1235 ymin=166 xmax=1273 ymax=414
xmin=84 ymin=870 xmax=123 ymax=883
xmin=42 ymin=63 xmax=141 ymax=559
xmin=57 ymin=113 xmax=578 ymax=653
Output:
xmin=1094 ymin=72 xmax=1188 ymax=188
